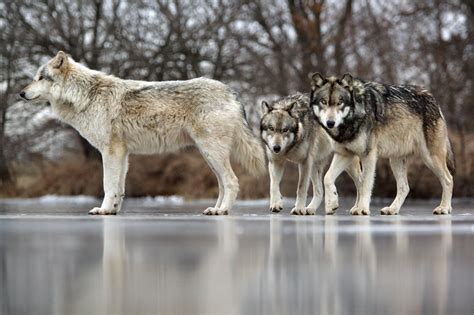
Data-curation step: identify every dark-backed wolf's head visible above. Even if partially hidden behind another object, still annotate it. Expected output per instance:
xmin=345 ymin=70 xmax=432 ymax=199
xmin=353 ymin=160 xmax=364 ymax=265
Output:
xmin=19 ymin=51 xmax=71 ymax=102
xmin=260 ymin=99 xmax=299 ymax=155
xmin=309 ymin=73 xmax=356 ymax=130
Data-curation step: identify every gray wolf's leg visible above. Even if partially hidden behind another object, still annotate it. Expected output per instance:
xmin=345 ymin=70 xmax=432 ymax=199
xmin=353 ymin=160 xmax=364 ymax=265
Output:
xmin=324 ymin=154 xmax=353 ymax=214
xmin=90 ymin=148 xmax=128 ymax=215
xmin=381 ymin=158 xmax=409 ymax=215
xmin=422 ymin=152 xmax=453 ymax=215
xmin=305 ymin=162 xmax=325 ymax=215
xmin=269 ymin=159 xmax=285 ymax=213
xmin=291 ymin=159 xmax=313 ymax=215
xmin=350 ymin=149 xmax=377 ymax=215
xmin=345 ymin=157 xmax=362 ymax=206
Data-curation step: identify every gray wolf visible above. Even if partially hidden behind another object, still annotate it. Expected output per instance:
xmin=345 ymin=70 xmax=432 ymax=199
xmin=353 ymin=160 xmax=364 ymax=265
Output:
xmin=310 ymin=73 xmax=455 ymax=215
xmin=260 ymin=93 xmax=361 ymax=215
xmin=20 ymin=51 xmax=266 ymax=215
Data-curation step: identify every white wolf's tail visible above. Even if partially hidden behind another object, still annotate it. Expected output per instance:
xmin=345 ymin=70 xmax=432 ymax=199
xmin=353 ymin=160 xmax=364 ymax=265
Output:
xmin=232 ymin=115 xmax=267 ymax=177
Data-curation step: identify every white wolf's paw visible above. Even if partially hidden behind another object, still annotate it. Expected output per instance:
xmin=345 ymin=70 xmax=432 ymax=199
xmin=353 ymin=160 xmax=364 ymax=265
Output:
xmin=325 ymin=201 xmax=339 ymax=215
xmin=89 ymin=207 xmax=117 ymax=215
xmin=305 ymin=207 xmax=316 ymax=215
xmin=433 ymin=206 xmax=451 ymax=215
xmin=290 ymin=207 xmax=306 ymax=215
xmin=203 ymin=207 xmax=229 ymax=215
xmin=269 ymin=203 xmax=283 ymax=213
xmin=350 ymin=206 xmax=370 ymax=216
xmin=380 ymin=206 xmax=399 ymax=215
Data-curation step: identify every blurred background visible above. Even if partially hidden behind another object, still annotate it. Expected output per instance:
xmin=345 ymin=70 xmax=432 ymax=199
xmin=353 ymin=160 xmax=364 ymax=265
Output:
xmin=0 ymin=0 xmax=472 ymax=200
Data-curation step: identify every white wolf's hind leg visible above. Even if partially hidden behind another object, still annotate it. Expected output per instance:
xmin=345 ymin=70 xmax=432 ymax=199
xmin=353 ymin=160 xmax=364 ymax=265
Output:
xmin=324 ymin=154 xmax=353 ymax=215
xmin=90 ymin=147 xmax=128 ymax=215
xmin=269 ymin=160 xmax=285 ymax=213
xmin=380 ymin=158 xmax=409 ymax=215
xmin=422 ymin=152 xmax=453 ymax=215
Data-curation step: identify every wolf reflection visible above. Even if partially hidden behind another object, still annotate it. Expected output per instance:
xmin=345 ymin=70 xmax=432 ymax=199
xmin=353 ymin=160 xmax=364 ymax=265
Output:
xmin=89 ymin=216 xmax=453 ymax=315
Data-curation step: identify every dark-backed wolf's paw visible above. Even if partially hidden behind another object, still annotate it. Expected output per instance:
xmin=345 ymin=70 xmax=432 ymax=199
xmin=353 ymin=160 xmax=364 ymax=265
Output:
xmin=350 ymin=206 xmax=370 ymax=216
xmin=270 ymin=204 xmax=283 ymax=213
xmin=203 ymin=207 xmax=229 ymax=215
xmin=89 ymin=207 xmax=117 ymax=215
xmin=433 ymin=206 xmax=451 ymax=215
xmin=380 ymin=206 xmax=399 ymax=215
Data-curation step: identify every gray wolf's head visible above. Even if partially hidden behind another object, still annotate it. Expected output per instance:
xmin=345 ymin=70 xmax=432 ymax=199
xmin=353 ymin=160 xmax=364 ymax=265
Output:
xmin=19 ymin=51 xmax=71 ymax=102
xmin=309 ymin=73 xmax=356 ymax=129
xmin=260 ymin=99 xmax=299 ymax=155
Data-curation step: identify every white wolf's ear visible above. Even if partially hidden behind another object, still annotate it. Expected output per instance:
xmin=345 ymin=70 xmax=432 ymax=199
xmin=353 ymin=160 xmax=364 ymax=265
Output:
xmin=51 ymin=51 xmax=69 ymax=69
xmin=310 ymin=72 xmax=326 ymax=90
xmin=261 ymin=100 xmax=273 ymax=115
xmin=340 ymin=73 xmax=353 ymax=88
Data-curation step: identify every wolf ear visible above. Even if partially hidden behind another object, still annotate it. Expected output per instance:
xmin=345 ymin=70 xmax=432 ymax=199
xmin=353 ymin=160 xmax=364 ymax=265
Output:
xmin=51 ymin=51 xmax=68 ymax=69
xmin=310 ymin=72 xmax=326 ymax=90
xmin=340 ymin=73 xmax=353 ymax=88
xmin=286 ymin=101 xmax=297 ymax=114
xmin=261 ymin=100 xmax=273 ymax=115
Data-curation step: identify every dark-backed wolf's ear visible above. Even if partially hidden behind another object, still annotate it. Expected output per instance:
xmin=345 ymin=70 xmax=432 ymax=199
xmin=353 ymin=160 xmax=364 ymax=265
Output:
xmin=261 ymin=100 xmax=272 ymax=115
xmin=339 ymin=73 xmax=353 ymax=88
xmin=310 ymin=72 xmax=326 ymax=90
xmin=51 ymin=51 xmax=69 ymax=69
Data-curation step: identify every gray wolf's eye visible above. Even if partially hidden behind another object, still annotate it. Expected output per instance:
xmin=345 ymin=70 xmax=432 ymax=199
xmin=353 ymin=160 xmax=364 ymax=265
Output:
xmin=38 ymin=75 xmax=44 ymax=81
xmin=283 ymin=128 xmax=289 ymax=133
xmin=320 ymin=99 xmax=327 ymax=105
xmin=268 ymin=126 xmax=274 ymax=131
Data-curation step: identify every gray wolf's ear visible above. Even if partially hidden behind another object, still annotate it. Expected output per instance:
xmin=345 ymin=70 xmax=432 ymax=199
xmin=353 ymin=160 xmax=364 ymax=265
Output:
xmin=261 ymin=100 xmax=272 ymax=115
xmin=310 ymin=72 xmax=326 ymax=90
xmin=51 ymin=51 xmax=68 ymax=69
xmin=340 ymin=73 xmax=353 ymax=88
xmin=286 ymin=101 xmax=297 ymax=114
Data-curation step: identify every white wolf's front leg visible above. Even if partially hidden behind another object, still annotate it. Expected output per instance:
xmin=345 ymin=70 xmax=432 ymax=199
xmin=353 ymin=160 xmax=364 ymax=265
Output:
xmin=269 ymin=159 xmax=285 ymax=213
xmin=90 ymin=146 xmax=129 ymax=215
xmin=291 ymin=159 xmax=313 ymax=215
xmin=305 ymin=162 xmax=325 ymax=215
xmin=324 ymin=154 xmax=353 ymax=215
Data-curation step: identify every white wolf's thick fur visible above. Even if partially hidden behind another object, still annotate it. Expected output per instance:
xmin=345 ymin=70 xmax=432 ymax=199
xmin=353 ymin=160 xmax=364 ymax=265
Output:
xmin=21 ymin=51 xmax=266 ymax=215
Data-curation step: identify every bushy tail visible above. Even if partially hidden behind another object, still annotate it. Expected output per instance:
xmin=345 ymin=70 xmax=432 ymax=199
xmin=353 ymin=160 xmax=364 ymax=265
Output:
xmin=447 ymin=138 xmax=456 ymax=176
xmin=232 ymin=117 xmax=267 ymax=177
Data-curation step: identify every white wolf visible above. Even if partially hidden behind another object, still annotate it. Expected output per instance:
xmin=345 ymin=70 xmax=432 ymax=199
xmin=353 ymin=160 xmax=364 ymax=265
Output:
xmin=20 ymin=51 xmax=266 ymax=215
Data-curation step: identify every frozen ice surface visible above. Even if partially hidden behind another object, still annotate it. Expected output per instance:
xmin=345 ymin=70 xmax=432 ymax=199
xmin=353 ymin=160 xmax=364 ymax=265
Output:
xmin=0 ymin=197 xmax=473 ymax=315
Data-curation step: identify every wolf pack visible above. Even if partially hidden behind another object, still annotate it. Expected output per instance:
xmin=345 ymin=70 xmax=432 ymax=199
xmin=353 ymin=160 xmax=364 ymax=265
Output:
xmin=20 ymin=52 xmax=455 ymax=216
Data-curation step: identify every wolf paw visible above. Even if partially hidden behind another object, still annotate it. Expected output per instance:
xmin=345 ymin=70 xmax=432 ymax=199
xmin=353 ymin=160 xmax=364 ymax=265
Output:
xmin=290 ymin=207 xmax=313 ymax=215
xmin=203 ymin=207 xmax=229 ymax=215
xmin=433 ymin=206 xmax=451 ymax=215
xmin=350 ymin=206 xmax=370 ymax=216
xmin=325 ymin=203 xmax=338 ymax=215
xmin=305 ymin=207 xmax=316 ymax=215
xmin=89 ymin=207 xmax=117 ymax=215
xmin=270 ymin=204 xmax=283 ymax=213
xmin=380 ymin=206 xmax=399 ymax=215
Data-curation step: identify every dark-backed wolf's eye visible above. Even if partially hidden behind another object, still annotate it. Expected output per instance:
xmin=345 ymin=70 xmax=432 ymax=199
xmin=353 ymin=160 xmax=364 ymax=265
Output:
xmin=268 ymin=125 xmax=274 ymax=131
xmin=320 ymin=99 xmax=327 ymax=105
xmin=283 ymin=128 xmax=289 ymax=133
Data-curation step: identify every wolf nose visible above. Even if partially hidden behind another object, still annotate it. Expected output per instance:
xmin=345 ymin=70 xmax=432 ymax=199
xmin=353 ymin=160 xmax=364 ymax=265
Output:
xmin=19 ymin=91 xmax=26 ymax=99
xmin=273 ymin=145 xmax=281 ymax=153
xmin=326 ymin=120 xmax=335 ymax=128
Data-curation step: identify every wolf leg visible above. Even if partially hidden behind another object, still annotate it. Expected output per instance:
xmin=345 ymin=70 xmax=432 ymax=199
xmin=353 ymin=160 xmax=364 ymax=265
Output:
xmin=269 ymin=159 xmax=285 ymax=213
xmin=90 ymin=149 xmax=128 ymax=215
xmin=201 ymin=153 xmax=224 ymax=209
xmin=324 ymin=154 xmax=353 ymax=214
xmin=345 ymin=157 xmax=362 ymax=206
xmin=305 ymin=162 xmax=324 ymax=215
xmin=422 ymin=152 xmax=453 ymax=215
xmin=291 ymin=159 xmax=313 ymax=215
xmin=381 ymin=158 xmax=409 ymax=215
xmin=350 ymin=149 xmax=377 ymax=216
xmin=200 ymin=145 xmax=238 ymax=215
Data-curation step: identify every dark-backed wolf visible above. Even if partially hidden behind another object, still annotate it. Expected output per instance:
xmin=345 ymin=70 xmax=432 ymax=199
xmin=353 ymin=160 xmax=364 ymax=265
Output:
xmin=310 ymin=73 xmax=455 ymax=215
xmin=260 ymin=93 xmax=360 ymax=215
xmin=20 ymin=51 xmax=266 ymax=215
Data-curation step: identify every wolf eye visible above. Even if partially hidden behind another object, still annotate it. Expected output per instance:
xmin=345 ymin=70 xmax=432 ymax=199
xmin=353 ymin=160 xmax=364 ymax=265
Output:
xmin=38 ymin=75 xmax=44 ymax=81
xmin=268 ymin=125 xmax=274 ymax=131
xmin=282 ymin=128 xmax=289 ymax=133
xmin=320 ymin=99 xmax=327 ymax=105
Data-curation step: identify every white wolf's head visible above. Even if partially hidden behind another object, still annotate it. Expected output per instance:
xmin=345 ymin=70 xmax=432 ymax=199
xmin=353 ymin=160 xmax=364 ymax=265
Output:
xmin=19 ymin=51 xmax=71 ymax=102
xmin=260 ymin=100 xmax=299 ymax=155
